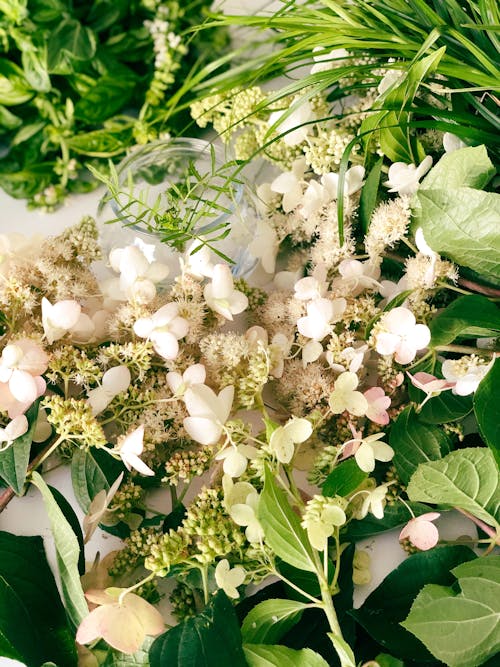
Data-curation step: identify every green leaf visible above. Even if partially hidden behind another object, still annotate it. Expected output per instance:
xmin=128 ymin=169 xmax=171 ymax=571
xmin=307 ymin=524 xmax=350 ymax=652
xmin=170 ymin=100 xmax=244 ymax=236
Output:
xmin=328 ymin=634 xmax=356 ymax=667
xmin=0 ymin=164 xmax=53 ymax=198
xmin=402 ymin=555 xmax=500 ymax=667
xmin=149 ymin=590 xmax=247 ymax=667
xmin=30 ymin=471 xmax=88 ymax=628
xmin=359 ymin=157 xmax=383 ymax=233
xmin=68 ymin=128 xmax=132 ymax=157
xmin=243 ymin=643 xmax=329 ymax=667
xmin=0 ymin=104 xmax=22 ymax=129
xmin=411 ymin=187 xmax=500 ymax=285
xmin=421 ymin=145 xmax=496 ymax=190
xmin=342 ymin=501 xmax=431 ymax=541
xmin=322 ymin=459 xmax=367 ymax=497
xmin=428 ymin=295 xmax=500 ymax=347
xmin=474 ymin=358 xmax=500 ymax=466
xmin=241 ymin=599 xmax=307 ymax=644
xmin=74 ymin=75 xmax=136 ymax=124
xmin=406 ymin=447 xmax=500 ymax=530
xmin=0 ymin=59 xmax=32 ymax=105
xmin=374 ymin=654 xmax=404 ymax=667
xmin=0 ymin=400 xmax=39 ymax=494
xmin=71 ymin=447 xmax=125 ymax=513
xmin=22 ymin=49 xmax=51 ymax=92
xmin=0 ymin=531 xmax=77 ymax=666
xmin=49 ymin=485 xmax=85 ymax=576
xmin=417 ymin=390 xmax=473 ymax=425
xmin=351 ymin=546 xmax=476 ymax=662
xmin=258 ymin=466 xmax=316 ymax=572
xmin=390 ymin=406 xmax=451 ymax=484
xmin=47 ymin=18 xmax=96 ymax=71
xmin=104 ymin=637 xmax=153 ymax=665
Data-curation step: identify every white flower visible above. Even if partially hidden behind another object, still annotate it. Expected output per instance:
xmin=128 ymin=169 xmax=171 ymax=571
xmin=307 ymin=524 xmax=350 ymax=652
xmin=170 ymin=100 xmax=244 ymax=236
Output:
xmin=321 ymin=165 xmax=365 ymax=199
xmin=303 ymin=502 xmax=347 ymax=551
xmin=270 ymin=333 xmax=292 ymax=379
xmin=378 ymin=276 xmax=409 ymax=304
xmin=359 ymin=484 xmax=390 ymax=519
xmin=443 ymin=132 xmax=466 ymax=154
xmin=297 ymin=297 xmax=347 ymax=340
xmin=326 ymin=344 xmax=368 ymax=374
xmin=183 ymin=384 xmax=234 ymax=446
xmin=269 ymin=101 xmax=315 ymax=146
xmin=203 ymin=264 xmax=248 ymax=321
xmin=166 ymin=364 xmax=206 ymax=397
xmin=328 ymin=371 xmax=368 ymax=417
xmin=374 ymin=307 xmax=431 ymax=364
xmin=441 ymin=356 xmax=494 ymax=396
xmin=269 ymin=417 xmax=313 ymax=464
xmin=109 ymin=242 xmax=169 ymax=302
xmin=214 ymin=559 xmax=246 ymax=599
xmin=41 ymin=297 xmax=82 ymax=344
xmin=345 ymin=431 xmax=394 ymax=473
xmin=270 ymin=158 xmax=306 ymax=212
xmin=311 ymin=47 xmax=349 ymax=74
xmin=134 ymin=303 xmax=189 ymax=360
xmin=414 ymin=227 xmax=439 ymax=288
xmin=0 ymin=339 xmax=48 ymax=417
xmin=377 ymin=69 xmax=404 ymax=95
xmin=302 ymin=340 xmax=323 ymax=366
xmin=229 ymin=490 xmax=263 ymax=544
xmin=301 ymin=180 xmax=328 ymax=218
xmin=116 ymin=425 xmax=154 ymax=476
xmin=181 ymin=240 xmax=214 ymax=279
xmin=0 ymin=415 xmax=29 ymax=449
xmin=294 ymin=266 xmax=328 ymax=301
xmin=87 ymin=366 xmax=131 ymax=416
xmin=331 ymin=259 xmax=380 ymax=296
xmin=248 ymin=219 xmax=280 ymax=274
xmin=216 ymin=444 xmax=258 ymax=478
xmin=384 ymin=156 xmax=433 ymax=195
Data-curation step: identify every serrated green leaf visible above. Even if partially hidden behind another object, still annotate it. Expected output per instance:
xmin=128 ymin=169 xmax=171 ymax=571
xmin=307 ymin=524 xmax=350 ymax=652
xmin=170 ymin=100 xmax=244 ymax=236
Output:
xmin=258 ymin=466 xmax=316 ymax=572
xmin=0 ymin=400 xmax=39 ymax=494
xmin=243 ymin=643 xmax=329 ymax=667
xmin=406 ymin=448 xmax=500 ymax=530
xmin=402 ymin=556 xmax=500 ymax=667
xmin=0 ymin=531 xmax=77 ymax=666
xmin=428 ymin=295 xmax=500 ymax=347
xmin=351 ymin=546 xmax=476 ymax=662
xmin=411 ymin=187 xmax=500 ymax=284
xmin=30 ymin=472 xmax=88 ymax=628
xmin=474 ymin=358 xmax=500 ymax=466
xmin=241 ymin=599 xmax=306 ymax=644
xmin=390 ymin=406 xmax=451 ymax=484
xmin=71 ymin=447 xmax=125 ymax=513
xmin=421 ymin=145 xmax=496 ymax=190
xmin=322 ymin=459 xmax=367 ymax=497
xmin=149 ymin=590 xmax=246 ymax=667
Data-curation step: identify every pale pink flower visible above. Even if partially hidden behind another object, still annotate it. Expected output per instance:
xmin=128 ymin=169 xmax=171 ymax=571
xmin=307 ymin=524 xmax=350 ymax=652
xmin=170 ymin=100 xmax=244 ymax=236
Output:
xmin=384 ymin=156 xmax=433 ymax=195
xmin=83 ymin=473 xmax=124 ymax=543
xmin=375 ymin=307 xmax=430 ymax=364
xmin=364 ymin=387 xmax=391 ymax=425
xmin=116 ymin=425 xmax=154 ymax=476
xmin=407 ymin=372 xmax=455 ymax=408
xmin=183 ymin=384 xmax=234 ymax=446
xmin=76 ymin=589 xmax=164 ymax=654
xmin=134 ymin=303 xmax=188 ymax=360
xmin=399 ymin=512 xmax=440 ymax=550
xmin=297 ymin=297 xmax=347 ymax=340
xmin=328 ymin=372 xmax=368 ymax=417
xmin=204 ymin=264 xmax=248 ymax=321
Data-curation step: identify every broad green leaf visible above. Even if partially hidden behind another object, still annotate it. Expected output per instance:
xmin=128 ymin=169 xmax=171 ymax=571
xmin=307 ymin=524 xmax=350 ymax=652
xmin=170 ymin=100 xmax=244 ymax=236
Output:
xmin=74 ymin=75 xmax=137 ymax=124
xmin=243 ymin=643 xmax=329 ymax=667
xmin=241 ymin=599 xmax=307 ymax=644
xmin=342 ymin=501 xmax=430 ymax=541
xmin=418 ymin=390 xmax=473 ymax=425
xmin=258 ymin=466 xmax=316 ymax=572
xmin=421 ymin=145 xmax=496 ymax=190
xmin=49 ymin=485 xmax=85 ymax=576
xmin=30 ymin=472 xmax=88 ymax=628
xmin=0 ymin=59 xmax=32 ymax=105
xmin=0 ymin=164 xmax=53 ymax=198
xmin=411 ymin=187 xmax=500 ymax=284
xmin=323 ymin=459 xmax=367 ymax=497
xmin=22 ymin=49 xmax=51 ymax=92
xmin=103 ymin=637 xmax=153 ymax=665
xmin=360 ymin=157 xmax=383 ymax=233
xmin=68 ymin=128 xmax=132 ymax=157
xmin=406 ymin=448 xmax=500 ymax=530
xmin=390 ymin=406 xmax=451 ymax=484
xmin=47 ymin=18 xmax=96 ymax=71
xmin=0 ymin=104 xmax=22 ymax=129
xmin=0 ymin=400 xmax=39 ymax=494
xmin=374 ymin=654 xmax=404 ymax=667
xmin=71 ymin=447 xmax=125 ymax=513
xmin=474 ymin=359 xmax=500 ymax=466
xmin=428 ymin=295 xmax=500 ymax=347
xmin=351 ymin=546 xmax=476 ymax=662
xmin=402 ymin=556 xmax=500 ymax=667
xmin=0 ymin=531 xmax=77 ymax=666
xmin=328 ymin=634 xmax=356 ymax=667
xmin=149 ymin=590 xmax=246 ymax=667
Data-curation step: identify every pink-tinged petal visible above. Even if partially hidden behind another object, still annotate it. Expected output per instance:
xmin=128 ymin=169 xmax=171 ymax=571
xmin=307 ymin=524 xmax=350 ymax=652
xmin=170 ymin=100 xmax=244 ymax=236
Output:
xmin=4 ymin=415 xmax=28 ymax=441
xmin=34 ymin=375 xmax=46 ymax=397
xmin=375 ymin=332 xmax=399 ymax=356
xmin=211 ymin=264 xmax=234 ymax=300
xmin=183 ymin=417 xmax=222 ymax=446
xmin=385 ymin=307 xmax=416 ymax=335
xmin=420 ymin=512 xmax=441 ymax=522
xmin=9 ymin=370 xmax=38 ymax=404
xmin=76 ymin=606 xmax=109 ymax=645
xmin=151 ymin=332 xmax=179 ymax=360
xmin=409 ymin=520 xmax=439 ymax=551
xmin=410 ymin=323 xmax=431 ymax=350
xmin=98 ymin=605 xmax=145 ymax=654
xmin=16 ymin=339 xmax=49 ymax=375
xmin=123 ymin=594 xmax=165 ymax=636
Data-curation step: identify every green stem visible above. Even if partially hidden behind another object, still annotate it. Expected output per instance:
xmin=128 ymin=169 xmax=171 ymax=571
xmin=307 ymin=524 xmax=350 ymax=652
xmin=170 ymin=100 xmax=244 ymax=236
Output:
xmin=200 ymin=565 xmax=209 ymax=605
xmin=435 ymin=344 xmax=493 ymax=355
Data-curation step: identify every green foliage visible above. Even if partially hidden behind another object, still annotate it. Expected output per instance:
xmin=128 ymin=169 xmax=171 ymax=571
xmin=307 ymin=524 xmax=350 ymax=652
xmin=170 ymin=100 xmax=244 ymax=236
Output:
xmin=258 ymin=466 xmax=316 ymax=572
xmin=241 ymin=599 xmax=307 ymax=644
xmin=428 ymin=295 xmax=500 ymax=347
xmin=351 ymin=546 xmax=476 ymax=662
xmin=406 ymin=448 xmax=500 ymax=530
xmin=474 ymin=359 xmax=500 ymax=466
xmin=390 ymin=406 xmax=451 ymax=484
xmin=402 ymin=556 xmax=500 ymax=667
xmin=0 ymin=399 xmax=39 ymax=494
xmin=420 ymin=145 xmax=496 ymax=190
xmin=149 ymin=590 xmax=247 ymax=667
xmin=243 ymin=643 xmax=330 ymax=667
xmin=0 ymin=531 xmax=77 ymax=666
xmin=359 ymin=157 xmax=383 ymax=233
xmin=322 ymin=458 xmax=367 ymax=497
xmin=71 ymin=447 xmax=125 ymax=513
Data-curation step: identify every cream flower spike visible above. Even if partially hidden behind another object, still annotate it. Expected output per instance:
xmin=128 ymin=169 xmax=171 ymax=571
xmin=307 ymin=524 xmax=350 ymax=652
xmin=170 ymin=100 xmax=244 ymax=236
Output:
xmin=41 ymin=297 xmax=82 ymax=344
xmin=117 ymin=425 xmax=154 ymax=476
xmin=203 ymin=264 xmax=248 ymax=321
xmin=88 ymin=366 xmax=131 ymax=416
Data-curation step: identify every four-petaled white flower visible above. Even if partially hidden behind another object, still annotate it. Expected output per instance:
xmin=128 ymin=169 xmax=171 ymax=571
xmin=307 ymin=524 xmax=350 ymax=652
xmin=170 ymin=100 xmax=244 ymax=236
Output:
xmin=270 ymin=158 xmax=306 ymax=213
xmin=363 ymin=387 xmax=391 ymax=426
xmin=88 ymin=366 xmax=131 ymax=416
xmin=343 ymin=429 xmax=394 ymax=473
xmin=0 ymin=414 xmax=28 ymax=450
xmin=248 ymin=219 xmax=280 ymax=274
xmin=214 ymin=559 xmax=246 ymax=599
xmin=297 ymin=297 xmax=347 ymax=341
xmin=180 ymin=240 xmax=214 ymax=279
xmin=108 ymin=241 xmax=169 ymax=303
xmin=328 ymin=371 xmax=368 ymax=417
xmin=203 ymin=264 xmax=248 ymax=321
xmin=399 ymin=512 xmax=441 ymax=551
xmin=216 ymin=443 xmax=258 ymax=478
xmin=0 ymin=339 xmax=48 ymax=413
xmin=183 ymin=384 xmax=234 ymax=446
xmin=304 ymin=502 xmax=347 ymax=551
xmin=134 ymin=303 xmax=189 ymax=360
xmin=269 ymin=101 xmax=315 ymax=146
xmin=116 ymin=425 xmax=154 ymax=476
xmin=374 ymin=307 xmax=431 ymax=364
xmin=359 ymin=484 xmax=391 ymax=519
xmin=326 ymin=344 xmax=367 ymax=375
xmin=441 ymin=356 xmax=494 ymax=396
xmin=224 ymin=476 xmax=264 ymax=544
xmin=269 ymin=417 xmax=313 ymax=464
xmin=384 ymin=155 xmax=433 ymax=195
xmin=294 ymin=265 xmax=328 ymax=301
xmin=321 ymin=165 xmax=365 ymax=199
xmin=166 ymin=364 xmax=206 ymax=397
xmin=41 ymin=297 xmax=82 ymax=344
xmin=331 ymin=259 xmax=380 ymax=296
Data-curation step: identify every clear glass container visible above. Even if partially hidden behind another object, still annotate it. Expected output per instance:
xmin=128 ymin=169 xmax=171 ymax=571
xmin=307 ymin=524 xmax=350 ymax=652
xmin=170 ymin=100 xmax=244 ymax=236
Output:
xmin=99 ymin=137 xmax=258 ymax=280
